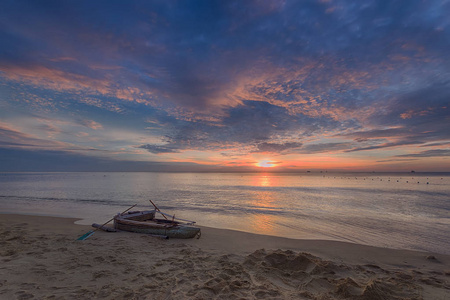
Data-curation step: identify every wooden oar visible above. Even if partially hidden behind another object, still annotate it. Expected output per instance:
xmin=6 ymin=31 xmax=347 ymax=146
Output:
xmin=157 ymin=211 xmax=196 ymax=224
xmin=149 ymin=199 xmax=168 ymax=220
xmin=77 ymin=203 xmax=137 ymax=240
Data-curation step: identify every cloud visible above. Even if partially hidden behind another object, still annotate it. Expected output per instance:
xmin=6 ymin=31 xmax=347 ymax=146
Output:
xmin=0 ymin=119 xmax=125 ymax=156
xmin=137 ymin=144 xmax=179 ymax=154
xmin=367 ymin=82 xmax=450 ymax=133
xmin=0 ymin=148 xmax=208 ymax=172
xmin=376 ymin=158 xmax=419 ymax=163
xmin=396 ymin=149 xmax=450 ymax=158
xmin=0 ymin=121 xmax=67 ymax=150
xmin=345 ymin=140 xmax=424 ymax=153
xmin=419 ymin=141 xmax=450 ymax=147
xmin=337 ymin=128 xmax=408 ymax=140
xmin=254 ymin=142 xmax=302 ymax=153
xmin=79 ymin=119 xmax=103 ymax=130
xmin=300 ymin=142 xmax=353 ymax=154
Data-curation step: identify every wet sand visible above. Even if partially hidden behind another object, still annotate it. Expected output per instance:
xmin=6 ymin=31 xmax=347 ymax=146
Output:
xmin=0 ymin=214 xmax=449 ymax=299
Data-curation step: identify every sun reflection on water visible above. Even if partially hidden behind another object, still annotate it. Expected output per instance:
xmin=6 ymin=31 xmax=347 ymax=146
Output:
xmin=247 ymin=174 xmax=281 ymax=235
xmin=252 ymin=173 xmax=280 ymax=187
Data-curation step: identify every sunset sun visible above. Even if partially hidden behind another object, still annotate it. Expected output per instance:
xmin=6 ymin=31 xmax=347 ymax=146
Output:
xmin=257 ymin=160 xmax=275 ymax=168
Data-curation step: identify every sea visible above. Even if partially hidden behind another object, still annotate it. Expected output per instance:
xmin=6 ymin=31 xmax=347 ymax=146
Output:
xmin=0 ymin=172 xmax=449 ymax=255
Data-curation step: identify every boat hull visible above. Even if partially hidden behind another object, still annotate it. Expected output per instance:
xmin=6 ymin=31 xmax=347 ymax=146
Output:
xmin=113 ymin=210 xmax=200 ymax=239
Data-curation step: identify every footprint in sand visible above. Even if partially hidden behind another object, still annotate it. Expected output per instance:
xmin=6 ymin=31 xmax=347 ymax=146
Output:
xmin=15 ymin=290 xmax=34 ymax=300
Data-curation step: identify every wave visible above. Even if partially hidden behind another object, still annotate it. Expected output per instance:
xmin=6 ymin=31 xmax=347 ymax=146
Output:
xmin=0 ymin=195 xmax=114 ymax=205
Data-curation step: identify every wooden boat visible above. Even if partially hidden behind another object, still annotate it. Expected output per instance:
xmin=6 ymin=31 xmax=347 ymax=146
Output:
xmin=113 ymin=210 xmax=201 ymax=239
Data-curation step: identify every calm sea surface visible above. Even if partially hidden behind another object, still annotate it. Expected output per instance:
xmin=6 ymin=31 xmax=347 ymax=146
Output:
xmin=0 ymin=172 xmax=449 ymax=254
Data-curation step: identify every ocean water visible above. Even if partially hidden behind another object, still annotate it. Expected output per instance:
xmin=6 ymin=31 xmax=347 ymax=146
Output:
xmin=0 ymin=172 xmax=449 ymax=254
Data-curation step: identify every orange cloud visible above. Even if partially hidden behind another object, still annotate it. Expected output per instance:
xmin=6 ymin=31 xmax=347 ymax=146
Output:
xmin=0 ymin=64 xmax=156 ymax=106
xmin=0 ymin=121 xmax=72 ymax=150
xmin=400 ymin=108 xmax=435 ymax=119
xmin=79 ymin=120 xmax=103 ymax=130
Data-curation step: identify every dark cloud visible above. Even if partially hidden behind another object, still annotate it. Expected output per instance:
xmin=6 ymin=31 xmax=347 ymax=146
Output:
xmin=0 ymin=148 xmax=209 ymax=172
xmin=331 ymin=82 xmax=450 ymax=155
xmin=240 ymin=141 xmax=354 ymax=155
xmin=419 ymin=141 xmax=450 ymax=147
xmin=376 ymin=158 xmax=419 ymax=163
xmin=345 ymin=140 xmax=424 ymax=153
xmin=368 ymin=82 xmax=450 ymax=133
xmin=137 ymin=144 xmax=179 ymax=154
xmin=300 ymin=142 xmax=353 ymax=154
xmin=155 ymin=100 xmax=299 ymax=151
xmin=396 ymin=149 xmax=450 ymax=158
xmin=338 ymin=128 xmax=409 ymax=140
xmin=221 ymin=101 xmax=293 ymax=142
xmin=254 ymin=142 xmax=302 ymax=153
xmin=157 ymin=100 xmax=343 ymax=154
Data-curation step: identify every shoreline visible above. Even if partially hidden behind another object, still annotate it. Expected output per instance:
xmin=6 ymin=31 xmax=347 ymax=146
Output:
xmin=2 ymin=211 xmax=448 ymax=256
xmin=1 ymin=214 xmax=449 ymax=299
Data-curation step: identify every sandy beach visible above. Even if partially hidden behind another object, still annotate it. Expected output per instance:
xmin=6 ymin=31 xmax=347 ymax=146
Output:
xmin=0 ymin=214 xmax=449 ymax=299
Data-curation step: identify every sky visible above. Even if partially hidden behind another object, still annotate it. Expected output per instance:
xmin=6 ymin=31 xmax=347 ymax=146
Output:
xmin=0 ymin=0 xmax=449 ymax=172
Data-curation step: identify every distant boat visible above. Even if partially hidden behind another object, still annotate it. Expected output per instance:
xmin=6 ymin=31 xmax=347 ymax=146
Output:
xmin=113 ymin=210 xmax=201 ymax=239
xmin=411 ymin=170 xmax=416 ymax=173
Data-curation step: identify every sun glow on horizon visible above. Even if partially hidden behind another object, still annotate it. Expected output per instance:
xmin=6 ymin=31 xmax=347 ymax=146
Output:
xmin=257 ymin=160 xmax=275 ymax=168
